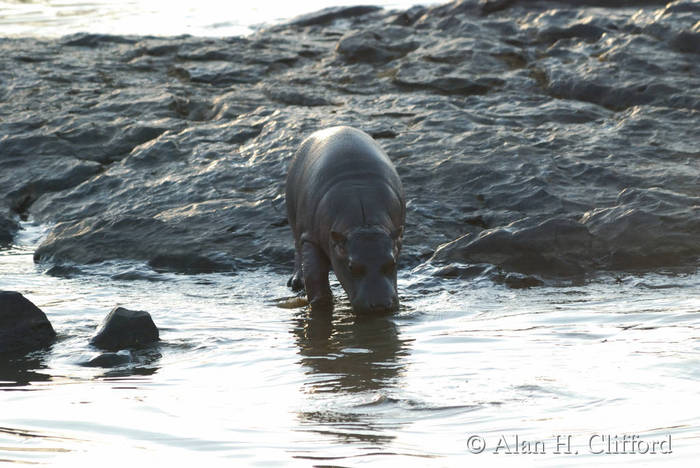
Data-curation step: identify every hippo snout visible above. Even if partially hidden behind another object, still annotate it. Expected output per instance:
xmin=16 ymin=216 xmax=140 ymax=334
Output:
xmin=352 ymin=294 xmax=399 ymax=315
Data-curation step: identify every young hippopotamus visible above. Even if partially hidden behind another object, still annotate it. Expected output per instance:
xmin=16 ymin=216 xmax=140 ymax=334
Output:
xmin=285 ymin=126 xmax=406 ymax=314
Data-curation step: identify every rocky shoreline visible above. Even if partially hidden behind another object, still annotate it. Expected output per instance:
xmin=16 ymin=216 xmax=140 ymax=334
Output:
xmin=1 ymin=0 xmax=698 ymax=279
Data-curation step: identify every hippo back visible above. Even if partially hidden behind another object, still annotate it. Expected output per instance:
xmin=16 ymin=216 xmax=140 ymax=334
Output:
xmin=286 ymin=126 xmax=404 ymax=239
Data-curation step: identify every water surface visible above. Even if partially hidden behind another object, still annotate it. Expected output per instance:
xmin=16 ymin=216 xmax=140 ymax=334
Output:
xmin=2 ymin=224 xmax=698 ymax=465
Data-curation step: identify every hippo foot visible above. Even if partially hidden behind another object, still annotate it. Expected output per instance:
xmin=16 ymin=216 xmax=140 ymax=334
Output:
xmin=287 ymin=271 xmax=304 ymax=292
xmin=309 ymin=295 xmax=333 ymax=313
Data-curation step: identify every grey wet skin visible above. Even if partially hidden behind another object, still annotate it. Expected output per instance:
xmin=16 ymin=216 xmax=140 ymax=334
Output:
xmin=286 ymin=126 xmax=405 ymax=314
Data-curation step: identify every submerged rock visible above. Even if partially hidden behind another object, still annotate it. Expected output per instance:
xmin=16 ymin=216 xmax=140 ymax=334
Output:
xmin=83 ymin=350 xmax=133 ymax=368
xmin=496 ymin=272 xmax=545 ymax=289
xmin=0 ymin=291 xmax=56 ymax=354
xmin=44 ymin=264 xmax=83 ymax=278
xmin=90 ymin=307 xmax=159 ymax=351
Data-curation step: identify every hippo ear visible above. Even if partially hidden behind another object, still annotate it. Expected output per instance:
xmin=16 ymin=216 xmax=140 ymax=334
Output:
xmin=390 ymin=226 xmax=404 ymax=240
xmin=330 ymin=231 xmax=347 ymax=246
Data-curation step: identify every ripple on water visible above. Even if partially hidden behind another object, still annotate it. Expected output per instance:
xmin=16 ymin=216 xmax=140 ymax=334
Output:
xmin=2 ymin=222 xmax=699 ymax=464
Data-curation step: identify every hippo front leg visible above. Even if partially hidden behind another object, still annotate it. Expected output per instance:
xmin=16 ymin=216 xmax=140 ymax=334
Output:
xmin=301 ymin=240 xmax=333 ymax=311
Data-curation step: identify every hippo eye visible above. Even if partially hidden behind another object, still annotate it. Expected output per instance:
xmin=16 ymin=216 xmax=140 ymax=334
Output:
xmin=381 ymin=259 xmax=396 ymax=275
xmin=348 ymin=261 xmax=366 ymax=277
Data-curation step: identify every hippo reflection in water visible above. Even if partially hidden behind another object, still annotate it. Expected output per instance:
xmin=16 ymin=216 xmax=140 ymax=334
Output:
xmin=285 ymin=126 xmax=406 ymax=314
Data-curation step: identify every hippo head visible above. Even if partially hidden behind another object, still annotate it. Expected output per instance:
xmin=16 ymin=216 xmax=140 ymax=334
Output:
xmin=329 ymin=226 xmax=403 ymax=314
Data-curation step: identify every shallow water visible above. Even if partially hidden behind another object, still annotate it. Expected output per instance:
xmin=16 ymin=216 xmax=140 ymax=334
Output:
xmin=2 ymin=223 xmax=698 ymax=465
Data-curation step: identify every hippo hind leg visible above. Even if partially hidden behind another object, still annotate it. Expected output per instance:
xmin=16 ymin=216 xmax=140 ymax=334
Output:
xmin=288 ymin=243 xmax=305 ymax=291
xmin=288 ymin=271 xmax=304 ymax=291
xmin=287 ymin=270 xmax=304 ymax=292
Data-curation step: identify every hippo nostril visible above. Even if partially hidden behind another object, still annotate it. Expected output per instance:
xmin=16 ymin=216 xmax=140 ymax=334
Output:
xmin=367 ymin=299 xmax=398 ymax=314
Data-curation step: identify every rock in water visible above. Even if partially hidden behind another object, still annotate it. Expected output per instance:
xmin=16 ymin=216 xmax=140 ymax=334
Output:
xmin=0 ymin=213 xmax=19 ymax=247
xmin=83 ymin=350 xmax=134 ymax=368
xmin=90 ymin=307 xmax=159 ymax=350
xmin=0 ymin=291 xmax=56 ymax=354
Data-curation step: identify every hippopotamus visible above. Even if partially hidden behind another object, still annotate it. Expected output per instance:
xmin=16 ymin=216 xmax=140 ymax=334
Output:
xmin=286 ymin=126 xmax=406 ymax=314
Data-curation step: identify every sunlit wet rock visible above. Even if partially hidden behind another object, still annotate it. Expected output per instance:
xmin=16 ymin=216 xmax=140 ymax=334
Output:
xmin=431 ymin=218 xmax=598 ymax=277
xmin=0 ymin=0 xmax=697 ymax=278
xmin=0 ymin=291 xmax=56 ymax=354
xmin=581 ymin=187 xmax=700 ymax=269
xmin=336 ymin=28 xmax=419 ymax=63
xmin=432 ymin=263 xmax=489 ymax=279
xmin=90 ymin=307 xmax=159 ymax=351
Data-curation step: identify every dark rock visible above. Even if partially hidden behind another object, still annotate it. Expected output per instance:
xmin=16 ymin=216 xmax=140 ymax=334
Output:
xmin=497 ymin=273 xmax=545 ymax=289
xmin=82 ymin=350 xmax=133 ymax=368
xmin=560 ymin=1 xmax=669 ymax=6
xmin=176 ymin=44 xmax=240 ymax=61
xmin=2 ymin=156 xmax=102 ymax=217
xmin=186 ymin=61 xmax=261 ymax=85
xmin=62 ymin=33 xmax=136 ymax=47
xmin=336 ymin=29 xmax=418 ymax=63
xmin=433 ymin=263 xmax=489 ymax=278
xmin=389 ymin=6 xmax=427 ymax=26
xmin=289 ymin=6 xmax=381 ymax=27
xmin=90 ymin=307 xmax=159 ymax=351
xmin=669 ymin=28 xmax=700 ymax=54
xmin=479 ymin=0 xmax=518 ymax=15
xmin=392 ymin=59 xmax=504 ymax=95
xmin=431 ymin=218 xmax=597 ymax=277
xmin=581 ymin=188 xmax=700 ymax=269
xmin=34 ymin=216 xmax=176 ymax=265
xmin=262 ymin=84 xmax=337 ymax=107
xmin=427 ymin=0 xmax=481 ymax=17
xmin=537 ymin=23 xmax=607 ymax=43
xmin=547 ymin=78 xmax=681 ymax=112
xmin=662 ymin=1 xmax=700 ymax=15
xmin=0 ymin=213 xmax=19 ymax=246
xmin=369 ymin=129 xmax=398 ymax=139
xmin=0 ymin=291 xmax=56 ymax=354
xmin=45 ymin=264 xmax=82 ymax=278
xmin=1 ymin=1 xmax=698 ymax=278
